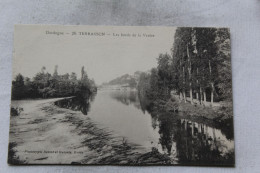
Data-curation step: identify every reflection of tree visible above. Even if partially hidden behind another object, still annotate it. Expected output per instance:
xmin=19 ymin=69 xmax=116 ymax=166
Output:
xmin=147 ymin=109 xmax=234 ymax=165
xmin=150 ymin=113 xmax=158 ymax=130
xmin=138 ymin=92 xmax=152 ymax=114
xmin=109 ymin=90 xmax=142 ymax=110
xmin=157 ymin=113 xmax=179 ymax=156
xmin=175 ymin=119 xmax=234 ymax=165
xmin=109 ymin=89 xmax=234 ymax=165
xmin=55 ymin=93 xmax=96 ymax=115
xmin=218 ymin=118 xmax=234 ymax=140
xmin=89 ymin=92 xmax=97 ymax=102
xmin=139 ymin=89 xmax=234 ymax=165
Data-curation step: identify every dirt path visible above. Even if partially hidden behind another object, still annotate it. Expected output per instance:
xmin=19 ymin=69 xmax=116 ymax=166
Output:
xmin=9 ymin=98 xmax=172 ymax=165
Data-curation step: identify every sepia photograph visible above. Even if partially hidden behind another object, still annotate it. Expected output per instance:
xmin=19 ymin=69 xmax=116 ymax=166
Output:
xmin=8 ymin=25 xmax=234 ymax=166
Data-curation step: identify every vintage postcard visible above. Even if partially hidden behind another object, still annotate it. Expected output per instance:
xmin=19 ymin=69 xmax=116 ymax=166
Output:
xmin=9 ymin=25 xmax=234 ymax=166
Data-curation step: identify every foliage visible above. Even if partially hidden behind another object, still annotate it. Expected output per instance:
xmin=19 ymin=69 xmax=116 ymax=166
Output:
xmin=137 ymin=27 xmax=232 ymax=107
xmin=11 ymin=66 xmax=97 ymax=100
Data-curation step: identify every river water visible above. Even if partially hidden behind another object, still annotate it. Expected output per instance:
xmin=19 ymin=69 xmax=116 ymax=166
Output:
xmin=55 ymin=89 xmax=235 ymax=165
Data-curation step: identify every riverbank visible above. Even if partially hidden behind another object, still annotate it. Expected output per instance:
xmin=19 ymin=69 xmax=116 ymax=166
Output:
xmin=166 ymin=95 xmax=234 ymax=138
xmin=176 ymin=97 xmax=233 ymax=120
xmin=9 ymin=98 xmax=173 ymax=165
xmin=147 ymin=94 xmax=234 ymax=139
xmin=180 ymin=101 xmax=233 ymax=138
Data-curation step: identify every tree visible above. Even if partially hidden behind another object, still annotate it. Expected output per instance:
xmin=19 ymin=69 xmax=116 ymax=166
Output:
xmin=81 ymin=66 xmax=85 ymax=80
xmin=70 ymin=72 xmax=77 ymax=81
xmin=171 ymin=28 xmax=193 ymax=103
xmin=148 ymin=68 xmax=159 ymax=100
xmin=129 ymin=78 xmax=137 ymax=88
xmin=169 ymin=27 xmax=230 ymax=106
xmin=137 ymin=27 xmax=232 ymax=110
xmin=12 ymin=74 xmax=25 ymax=99
xmin=53 ymin=65 xmax=58 ymax=76
xmin=157 ymin=53 xmax=171 ymax=97
xmin=137 ymin=72 xmax=150 ymax=96
xmin=215 ymin=28 xmax=232 ymax=101
xmin=11 ymin=66 xmax=97 ymax=100
xmin=41 ymin=66 xmax=46 ymax=74
xmin=195 ymin=28 xmax=218 ymax=106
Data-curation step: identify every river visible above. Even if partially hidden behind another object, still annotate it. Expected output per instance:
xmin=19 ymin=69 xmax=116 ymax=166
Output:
xmin=55 ymin=88 xmax=235 ymax=165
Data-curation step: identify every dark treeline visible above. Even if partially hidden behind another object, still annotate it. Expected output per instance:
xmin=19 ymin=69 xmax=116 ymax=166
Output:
xmin=138 ymin=27 xmax=232 ymax=107
xmin=11 ymin=65 xmax=97 ymax=100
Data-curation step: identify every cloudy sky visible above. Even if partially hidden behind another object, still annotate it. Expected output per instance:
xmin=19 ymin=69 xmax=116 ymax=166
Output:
xmin=13 ymin=25 xmax=176 ymax=85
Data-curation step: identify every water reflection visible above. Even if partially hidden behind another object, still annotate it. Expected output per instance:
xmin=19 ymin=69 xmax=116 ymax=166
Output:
xmin=109 ymin=90 xmax=142 ymax=110
xmin=55 ymin=89 xmax=234 ymax=165
xmin=153 ymin=113 xmax=179 ymax=162
xmin=109 ymin=90 xmax=151 ymax=114
xmin=176 ymin=119 xmax=234 ymax=165
xmin=109 ymin=90 xmax=234 ymax=165
xmin=54 ymin=93 xmax=96 ymax=115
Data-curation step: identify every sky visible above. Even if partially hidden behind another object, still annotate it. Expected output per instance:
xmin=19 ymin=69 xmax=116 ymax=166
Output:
xmin=13 ymin=25 xmax=176 ymax=85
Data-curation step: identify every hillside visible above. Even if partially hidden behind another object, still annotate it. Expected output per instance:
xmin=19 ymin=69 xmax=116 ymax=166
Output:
xmin=103 ymin=71 xmax=142 ymax=88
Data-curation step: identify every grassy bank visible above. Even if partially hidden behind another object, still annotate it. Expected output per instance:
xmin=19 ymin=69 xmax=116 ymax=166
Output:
xmin=145 ymin=94 xmax=234 ymax=139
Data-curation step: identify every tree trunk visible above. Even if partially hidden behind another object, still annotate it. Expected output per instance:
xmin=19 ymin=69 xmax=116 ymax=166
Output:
xmin=200 ymin=87 xmax=203 ymax=105
xmin=196 ymin=68 xmax=199 ymax=102
xmin=203 ymin=91 xmax=206 ymax=105
xmin=187 ymin=44 xmax=193 ymax=105
xmin=182 ymin=66 xmax=186 ymax=103
xmin=209 ymin=60 xmax=214 ymax=107
xmin=191 ymin=122 xmax=194 ymax=136
xmin=190 ymin=87 xmax=193 ymax=105
xmin=189 ymin=67 xmax=193 ymax=104
xmin=179 ymin=92 xmax=182 ymax=100
xmin=183 ymin=90 xmax=186 ymax=103
xmin=211 ymin=82 xmax=214 ymax=107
